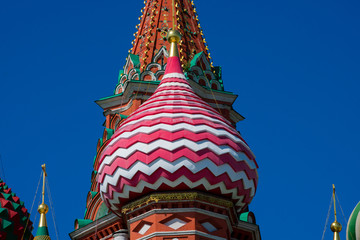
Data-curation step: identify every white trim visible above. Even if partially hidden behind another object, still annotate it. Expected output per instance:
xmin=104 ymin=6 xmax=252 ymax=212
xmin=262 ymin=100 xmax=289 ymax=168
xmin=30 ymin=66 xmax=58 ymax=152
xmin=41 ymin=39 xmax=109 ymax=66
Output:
xmin=130 ymin=101 xmax=219 ymax=116
xmin=153 ymin=46 xmax=169 ymax=63
xmin=125 ymin=200 xmax=234 ymax=224
xmin=163 ymin=73 xmax=186 ymax=80
xmin=137 ymin=230 xmax=227 ymax=240
xmin=115 ymin=113 xmax=231 ymax=131
xmin=157 ymin=82 xmax=191 ymax=89
xmin=69 ymin=213 xmax=119 ymax=240
xmin=112 ymin=99 xmax=133 ymax=114
xmin=95 ymin=81 xmax=245 ymax=123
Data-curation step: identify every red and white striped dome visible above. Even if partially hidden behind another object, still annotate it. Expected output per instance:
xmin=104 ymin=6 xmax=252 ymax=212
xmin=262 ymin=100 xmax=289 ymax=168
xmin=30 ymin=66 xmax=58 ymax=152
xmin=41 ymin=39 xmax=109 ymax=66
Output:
xmin=97 ymin=56 xmax=258 ymax=215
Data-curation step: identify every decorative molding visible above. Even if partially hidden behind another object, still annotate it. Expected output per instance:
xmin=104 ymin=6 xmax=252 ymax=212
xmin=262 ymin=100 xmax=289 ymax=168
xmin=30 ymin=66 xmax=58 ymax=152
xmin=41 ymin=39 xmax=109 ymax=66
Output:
xmin=136 ymin=230 xmax=227 ymax=240
xmin=69 ymin=213 xmax=121 ymax=240
xmin=121 ymin=192 xmax=233 ymax=214
xmin=234 ymin=221 xmax=262 ymax=240
xmin=153 ymin=46 xmax=169 ymax=64
xmin=96 ymin=81 xmax=244 ymax=123
xmin=127 ymin=208 xmax=233 ymax=232
xmin=116 ymin=50 xmax=224 ymax=95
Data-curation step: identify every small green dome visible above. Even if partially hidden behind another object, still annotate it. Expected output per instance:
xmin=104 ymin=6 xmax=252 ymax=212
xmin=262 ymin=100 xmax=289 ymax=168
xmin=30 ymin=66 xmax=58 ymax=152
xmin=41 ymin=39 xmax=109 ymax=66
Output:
xmin=347 ymin=201 xmax=360 ymax=240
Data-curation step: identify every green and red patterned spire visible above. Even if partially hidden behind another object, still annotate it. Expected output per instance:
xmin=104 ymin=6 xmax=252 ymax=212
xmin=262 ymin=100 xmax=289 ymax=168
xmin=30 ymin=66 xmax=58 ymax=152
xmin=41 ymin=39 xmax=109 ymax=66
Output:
xmin=34 ymin=164 xmax=51 ymax=240
xmin=130 ymin=0 xmax=211 ymax=70
xmin=115 ymin=0 xmax=225 ymax=95
xmin=0 ymin=178 xmax=33 ymax=239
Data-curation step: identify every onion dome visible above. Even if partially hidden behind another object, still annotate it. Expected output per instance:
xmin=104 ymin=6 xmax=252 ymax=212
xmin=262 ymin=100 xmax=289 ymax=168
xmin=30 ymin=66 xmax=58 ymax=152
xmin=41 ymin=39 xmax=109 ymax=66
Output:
xmin=347 ymin=202 xmax=360 ymax=240
xmin=97 ymin=31 xmax=258 ymax=215
xmin=0 ymin=178 xmax=33 ymax=239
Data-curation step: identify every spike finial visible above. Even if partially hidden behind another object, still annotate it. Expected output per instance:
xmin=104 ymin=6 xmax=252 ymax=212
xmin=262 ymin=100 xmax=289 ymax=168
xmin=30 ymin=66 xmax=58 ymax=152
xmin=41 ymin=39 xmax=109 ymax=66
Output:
xmin=330 ymin=184 xmax=342 ymax=240
xmin=167 ymin=30 xmax=182 ymax=57
xmin=34 ymin=164 xmax=51 ymax=240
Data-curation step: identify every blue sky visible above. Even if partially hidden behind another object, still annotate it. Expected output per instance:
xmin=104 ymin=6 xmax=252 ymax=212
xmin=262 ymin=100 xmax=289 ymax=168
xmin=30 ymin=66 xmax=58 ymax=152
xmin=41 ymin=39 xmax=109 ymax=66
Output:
xmin=1 ymin=0 xmax=360 ymax=239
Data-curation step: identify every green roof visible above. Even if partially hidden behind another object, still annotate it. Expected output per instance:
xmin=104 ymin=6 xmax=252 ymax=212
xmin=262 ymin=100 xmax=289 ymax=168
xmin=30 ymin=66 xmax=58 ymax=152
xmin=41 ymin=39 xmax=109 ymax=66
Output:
xmin=76 ymin=219 xmax=93 ymax=229
xmin=35 ymin=226 xmax=49 ymax=237
xmin=347 ymin=201 xmax=360 ymax=240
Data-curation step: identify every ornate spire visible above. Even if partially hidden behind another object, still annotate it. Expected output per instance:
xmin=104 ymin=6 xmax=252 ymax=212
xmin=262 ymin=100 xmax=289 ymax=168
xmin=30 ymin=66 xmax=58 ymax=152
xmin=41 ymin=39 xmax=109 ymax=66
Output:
xmin=34 ymin=164 xmax=51 ymax=240
xmin=331 ymin=184 xmax=342 ymax=240
xmin=130 ymin=0 xmax=211 ymax=70
xmin=115 ymin=0 xmax=226 ymax=95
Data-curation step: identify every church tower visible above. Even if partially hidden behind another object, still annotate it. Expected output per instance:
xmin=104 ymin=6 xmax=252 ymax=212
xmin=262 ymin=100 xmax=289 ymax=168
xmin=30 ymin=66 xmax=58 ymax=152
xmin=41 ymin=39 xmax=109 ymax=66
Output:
xmin=70 ymin=1 xmax=261 ymax=240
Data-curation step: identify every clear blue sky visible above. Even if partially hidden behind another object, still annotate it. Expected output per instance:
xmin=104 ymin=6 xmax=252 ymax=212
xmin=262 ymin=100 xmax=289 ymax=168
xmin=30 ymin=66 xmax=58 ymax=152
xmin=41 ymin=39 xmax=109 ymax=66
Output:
xmin=1 ymin=0 xmax=360 ymax=239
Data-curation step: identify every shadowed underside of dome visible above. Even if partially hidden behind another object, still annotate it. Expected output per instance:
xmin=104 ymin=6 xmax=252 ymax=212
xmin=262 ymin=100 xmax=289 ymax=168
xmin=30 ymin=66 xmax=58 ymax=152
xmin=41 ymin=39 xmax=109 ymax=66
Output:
xmin=97 ymin=53 xmax=258 ymax=215
xmin=0 ymin=179 xmax=33 ymax=240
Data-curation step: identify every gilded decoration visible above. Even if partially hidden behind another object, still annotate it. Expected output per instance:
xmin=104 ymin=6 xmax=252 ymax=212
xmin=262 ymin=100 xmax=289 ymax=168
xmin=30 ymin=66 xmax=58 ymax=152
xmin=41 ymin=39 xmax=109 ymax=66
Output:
xmin=121 ymin=192 xmax=233 ymax=214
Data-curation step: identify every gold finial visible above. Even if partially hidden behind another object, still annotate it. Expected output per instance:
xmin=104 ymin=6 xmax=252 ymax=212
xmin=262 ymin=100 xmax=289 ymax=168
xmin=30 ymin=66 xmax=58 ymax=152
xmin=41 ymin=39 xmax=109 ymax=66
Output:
xmin=41 ymin=164 xmax=47 ymax=204
xmin=38 ymin=164 xmax=49 ymax=228
xmin=333 ymin=184 xmax=337 ymax=222
xmin=172 ymin=0 xmax=176 ymax=30
xmin=41 ymin=164 xmax=47 ymax=176
xmin=167 ymin=30 xmax=181 ymax=57
xmin=331 ymin=184 xmax=342 ymax=240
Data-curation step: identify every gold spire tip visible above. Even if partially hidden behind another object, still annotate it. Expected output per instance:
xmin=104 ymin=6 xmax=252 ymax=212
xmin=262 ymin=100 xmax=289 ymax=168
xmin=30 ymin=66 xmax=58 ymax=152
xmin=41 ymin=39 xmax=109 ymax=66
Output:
xmin=42 ymin=164 xmax=47 ymax=176
xmin=330 ymin=184 xmax=342 ymax=240
xmin=167 ymin=30 xmax=181 ymax=57
xmin=38 ymin=164 xmax=49 ymax=229
xmin=167 ymin=30 xmax=181 ymax=44
xmin=332 ymin=184 xmax=337 ymax=222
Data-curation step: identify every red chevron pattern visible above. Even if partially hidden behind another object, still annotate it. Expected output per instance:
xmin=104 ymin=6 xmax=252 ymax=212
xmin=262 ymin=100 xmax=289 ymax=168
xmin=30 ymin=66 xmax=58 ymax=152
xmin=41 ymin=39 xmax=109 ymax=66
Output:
xmin=97 ymin=56 xmax=258 ymax=215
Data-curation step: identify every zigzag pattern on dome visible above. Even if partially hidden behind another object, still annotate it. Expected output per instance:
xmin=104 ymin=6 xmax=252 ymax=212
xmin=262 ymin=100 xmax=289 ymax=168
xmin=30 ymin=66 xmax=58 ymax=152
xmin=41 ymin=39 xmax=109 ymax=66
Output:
xmin=0 ymin=179 xmax=33 ymax=240
xmin=97 ymin=56 xmax=258 ymax=215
